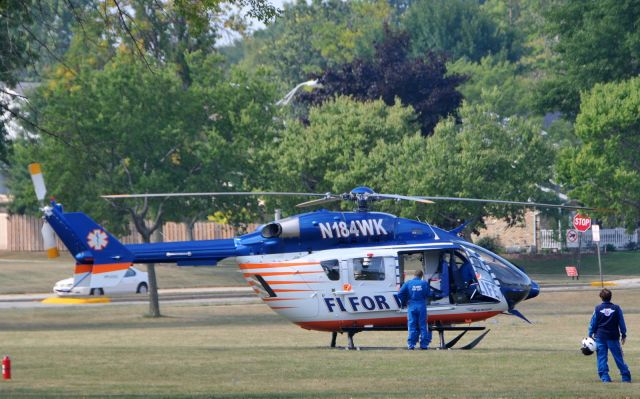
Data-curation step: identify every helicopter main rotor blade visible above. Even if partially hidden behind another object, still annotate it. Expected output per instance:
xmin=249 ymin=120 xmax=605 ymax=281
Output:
xmin=295 ymin=196 xmax=341 ymax=208
xmin=374 ymin=194 xmax=434 ymax=204
xmin=102 ymin=192 xmax=329 ymax=199
xmin=418 ymin=196 xmax=599 ymax=211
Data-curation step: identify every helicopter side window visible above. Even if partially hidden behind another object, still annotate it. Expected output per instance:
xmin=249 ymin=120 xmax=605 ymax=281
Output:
xmin=321 ymin=259 xmax=340 ymax=281
xmin=353 ymin=257 xmax=385 ymax=281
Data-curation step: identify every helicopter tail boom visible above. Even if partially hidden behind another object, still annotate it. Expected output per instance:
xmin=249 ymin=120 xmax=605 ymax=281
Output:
xmin=45 ymin=201 xmax=239 ymax=267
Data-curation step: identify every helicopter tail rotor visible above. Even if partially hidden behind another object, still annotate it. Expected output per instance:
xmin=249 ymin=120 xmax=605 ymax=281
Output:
xmin=28 ymin=163 xmax=59 ymax=258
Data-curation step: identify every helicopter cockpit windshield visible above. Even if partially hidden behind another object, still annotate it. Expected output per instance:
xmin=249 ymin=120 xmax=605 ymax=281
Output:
xmin=460 ymin=242 xmax=533 ymax=307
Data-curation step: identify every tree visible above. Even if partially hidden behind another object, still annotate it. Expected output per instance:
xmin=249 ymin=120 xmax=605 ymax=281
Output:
xmin=299 ymin=27 xmax=467 ymax=136
xmin=1 ymin=0 xmax=279 ymax=166
xmin=1 ymin=0 xmax=37 ymax=164
xmin=535 ymin=0 xmax=640 ymax=117
xmin=557 ymin=77 xmax=640 ymax=229
xmin=263 ymin=96 xmax=420 ymax=213
xmin=237 ymin=0 xmax=390 ymax=87
xmin=447 ymin=55 xmax=532 ymax=117
xmin=353 ymin=102 xmax=557 ymax=230
xmin=402 ymin=0 xmax=522 ymax=62
xmin=9 ymin=51 xmax=278 ymax=316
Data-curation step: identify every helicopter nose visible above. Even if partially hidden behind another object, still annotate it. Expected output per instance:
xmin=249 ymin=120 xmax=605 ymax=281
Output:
xmin=526 ymin=280 xmax=540 ymax=300
xmin=500 ymin=278 xmax=539 ymax=309
xmin=501 ymin=284 xmax=529 ymax=309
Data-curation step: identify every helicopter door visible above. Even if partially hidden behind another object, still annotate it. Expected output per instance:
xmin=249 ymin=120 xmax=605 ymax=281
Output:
xmin=341 ymin=256 xmax=397 ymax=313
xmin=461 ymin=248 xmax=503 ymax=302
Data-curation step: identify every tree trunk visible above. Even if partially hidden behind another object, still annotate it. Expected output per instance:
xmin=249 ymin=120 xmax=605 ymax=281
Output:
xmin=126 ymin=199 xmax=165 ymax=318
xmin=146 ymin=262 xmax=161 ymax=317
xmin=142 ymin=227 xmax=162 ymax=318
xmin=186 ymin=218 xmax=196 ymax=242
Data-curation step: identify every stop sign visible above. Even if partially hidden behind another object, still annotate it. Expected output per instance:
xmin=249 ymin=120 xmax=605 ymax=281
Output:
xmin=573 ymin=214 xmax=592 ymax=232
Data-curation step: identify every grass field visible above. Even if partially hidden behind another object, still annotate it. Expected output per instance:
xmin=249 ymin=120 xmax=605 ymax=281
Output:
xmin=505 ymin=251 xmax=640 ymax=285
xmin=0 ymin=287 xmax=638 ymax=398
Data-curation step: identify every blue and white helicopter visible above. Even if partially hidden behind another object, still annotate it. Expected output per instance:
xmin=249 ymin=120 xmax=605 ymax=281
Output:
xmin=29 ymin=164 xmax=588 ymax=350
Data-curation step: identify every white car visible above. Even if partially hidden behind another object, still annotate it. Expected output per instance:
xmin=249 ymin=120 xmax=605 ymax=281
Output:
xmin=53 ymin=266 xmax=149 ymax=296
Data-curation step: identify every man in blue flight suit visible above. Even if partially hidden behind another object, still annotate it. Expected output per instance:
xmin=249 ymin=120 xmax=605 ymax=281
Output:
xmin=398 ymin=270 xmax=431 ymax=350
xmin=587 ymin=288 xmax=631 ymax=383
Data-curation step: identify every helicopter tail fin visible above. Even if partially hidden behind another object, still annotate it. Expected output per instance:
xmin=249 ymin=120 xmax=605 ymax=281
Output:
xmin=45 ymin=202 xmax=134 ymax=288
xmin=448 ymin=220 xmax=473 ymax=237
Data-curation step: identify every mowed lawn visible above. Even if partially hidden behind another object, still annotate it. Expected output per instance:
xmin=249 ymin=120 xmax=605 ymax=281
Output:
xmin=505 ymin=251 xmax=640 ymax=285
xmin=0 ymin=288 xmax=638 ymax=398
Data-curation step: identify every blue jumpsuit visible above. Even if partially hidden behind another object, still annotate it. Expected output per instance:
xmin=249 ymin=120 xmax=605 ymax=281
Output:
xmin=398 ymin=276 xmax=431 ymax=349
xmin=588 ymin=301 xmax=631 ymax=382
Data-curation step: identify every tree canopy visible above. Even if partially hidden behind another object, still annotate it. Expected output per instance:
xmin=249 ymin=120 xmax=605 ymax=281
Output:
xmin=403 ymin=0 xmax=522 ymax=62
xmin=238 ymin=0 xmax=390 ymax=87
xmin=5 ymin=0 xmax=640 ymax=248
xmin=535 ymin=0 xmax=640 ymax=117
xmin=298 ymin=27 xmax=467 ymax=136
xmin=557 ymin=77 xmax=640 ymax=229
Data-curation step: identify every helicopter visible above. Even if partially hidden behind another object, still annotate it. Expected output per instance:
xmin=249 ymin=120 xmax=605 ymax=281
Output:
xmin=28 ymin=163 xmax=590 ymax=350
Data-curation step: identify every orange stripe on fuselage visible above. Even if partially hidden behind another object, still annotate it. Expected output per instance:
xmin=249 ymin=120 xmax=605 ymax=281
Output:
xmin=239 ymin=262 xmax=320 ymax=270
xmin=262 ymin=297 xmax=302 ymax=302
xmin=242 ymin=271 xmax=323 ymax=277
xmin=296 ymin=311 xmax=502 ymax=332
xmin=92 ymin=263 xmax=131 ymax=274
xmin=272 ymin=288 xmax=312 ymax=293
xmin=74 ymin=264 xmax=92 ymax=274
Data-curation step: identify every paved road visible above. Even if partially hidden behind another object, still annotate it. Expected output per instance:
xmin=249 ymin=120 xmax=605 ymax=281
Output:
xmin=0 ymin=286 xmax=259 ymax=309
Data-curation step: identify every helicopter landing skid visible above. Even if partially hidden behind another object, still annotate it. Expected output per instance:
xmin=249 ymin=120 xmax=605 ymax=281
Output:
xmin=436 ymin=326 xmax=490 ymax=350
xmin=332 ymin=326 xmax=489 ymax=350
xmin=330 ymin=331 xmax=359 ymax=350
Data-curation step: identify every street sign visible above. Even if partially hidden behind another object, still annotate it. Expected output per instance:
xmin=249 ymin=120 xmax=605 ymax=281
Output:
xmin=567 ymin=229 xmax=578 ymax=243
xmin=592 ymin=224 xmax=600 ymax=242
xmin=573 ymin=214 xmax=592 ymax=232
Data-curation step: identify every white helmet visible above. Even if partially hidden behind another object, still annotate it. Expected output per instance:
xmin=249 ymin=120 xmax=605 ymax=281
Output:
xmin=581 ymin=337 xmax=596 ymax=355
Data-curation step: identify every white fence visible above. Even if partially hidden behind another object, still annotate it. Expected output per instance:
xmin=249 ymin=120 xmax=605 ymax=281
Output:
xmin=540 ymin=228 xmax=639 ymax=250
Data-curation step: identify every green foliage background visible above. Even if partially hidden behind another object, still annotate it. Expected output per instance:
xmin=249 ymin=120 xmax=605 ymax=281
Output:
xmin=2 ymin=0 xmax=639 ymax=232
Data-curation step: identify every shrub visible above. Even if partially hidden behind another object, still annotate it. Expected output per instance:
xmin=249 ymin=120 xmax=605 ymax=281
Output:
xmin=604 ymin=244 xmax=617 ymax=252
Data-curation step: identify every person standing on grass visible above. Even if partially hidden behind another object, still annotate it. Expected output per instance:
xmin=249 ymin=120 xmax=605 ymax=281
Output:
xmin=588 ymin=288 xmax=631 ymax=383
xmin=398 ymin=269 xmax=431 ymax=350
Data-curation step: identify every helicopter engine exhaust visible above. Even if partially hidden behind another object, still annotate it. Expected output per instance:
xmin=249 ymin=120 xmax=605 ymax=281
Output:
xmin=261 ymin=217 xmax=300 ymax=238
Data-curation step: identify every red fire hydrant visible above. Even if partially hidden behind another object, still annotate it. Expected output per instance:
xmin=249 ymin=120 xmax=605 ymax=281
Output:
xmin=2 ymin=356 xmax=10 ymax=380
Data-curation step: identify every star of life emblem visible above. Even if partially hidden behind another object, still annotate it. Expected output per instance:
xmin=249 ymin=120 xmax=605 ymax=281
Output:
xmin=87 ymin=229 xmax=109 ymax=251
xmin=600 ymin=308 xmax=615 ymax=317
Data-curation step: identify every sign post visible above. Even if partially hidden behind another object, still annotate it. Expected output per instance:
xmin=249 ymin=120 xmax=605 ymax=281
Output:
xmin=572 ymin=214 xmax=591 ymax=278
xmin=592 ymin=224 xmax=603 ymax=287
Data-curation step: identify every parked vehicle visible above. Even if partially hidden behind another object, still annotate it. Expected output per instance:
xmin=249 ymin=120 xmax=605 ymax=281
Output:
xmin=53 ymin=267 xmax=148 ymax=296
